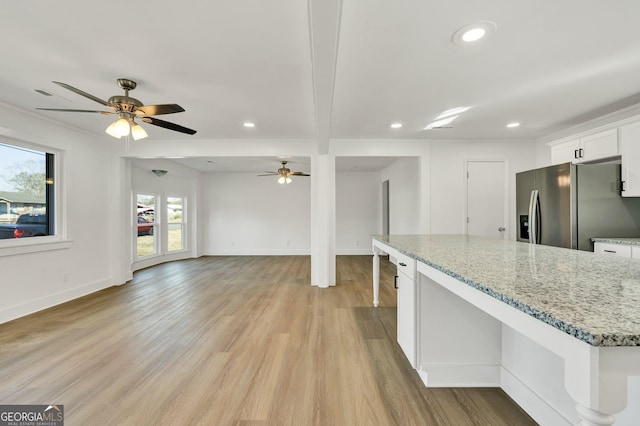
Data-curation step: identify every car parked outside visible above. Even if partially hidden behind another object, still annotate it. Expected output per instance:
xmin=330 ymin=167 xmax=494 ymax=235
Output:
xmin=137 ymin=216 xmax=154 ymax=236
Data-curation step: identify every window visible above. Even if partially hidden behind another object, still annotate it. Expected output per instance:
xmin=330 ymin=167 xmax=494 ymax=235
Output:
xmin=0 ymin=142 xmax=54 ymax=240
xmin=136 ymin=194 xmax=156 ymax=257
xmin=167 ymin=196 xmax=184 ymax=251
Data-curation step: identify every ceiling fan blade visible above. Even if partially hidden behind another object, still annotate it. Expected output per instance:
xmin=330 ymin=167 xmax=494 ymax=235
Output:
xmin=136 ymin=104 xmax=185 ymax=116
xmin=52 ymin=81 xmax=112 ymax=107
xmin=290 ymin=172 xmax=310 ymax=176
xmin=258 ymin=173 xmax=278 ymax=176
xmin=140 ymin=116 xmax=197 ymax=135
xmin=36 ymin=108 xmax=114 ymax=115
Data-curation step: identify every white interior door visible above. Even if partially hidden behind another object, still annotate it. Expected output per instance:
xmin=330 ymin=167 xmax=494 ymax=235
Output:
xmin=466 ymin=161 xmax=506 ymax=239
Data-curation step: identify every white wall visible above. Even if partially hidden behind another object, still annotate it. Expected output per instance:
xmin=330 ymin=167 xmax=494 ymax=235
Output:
xmin=204 ymin=172 xmax=311 ymax=255
xmin=336 ymin=171 xmax=380 ymax=254
xmin=429 ymin=140 xmax=536 ymax=240
xmin=0 ymin=104 xmax=116 ymax=323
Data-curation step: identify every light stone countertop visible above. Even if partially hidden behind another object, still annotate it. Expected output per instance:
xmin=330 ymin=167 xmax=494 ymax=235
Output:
xmin=592 ymin=237 xmax=640 ymax=246
xmin=373 ymin=234 xmax=640 ymax=347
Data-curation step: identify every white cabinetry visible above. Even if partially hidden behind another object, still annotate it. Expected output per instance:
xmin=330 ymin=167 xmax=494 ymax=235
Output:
xmin=594 ymin=242 xmax=632 ymax=258
xmin=549 ymin=138 xmax=579 ymax=165
xmin=620 ymin=121 xmax=640 ymax=197
xmin=579 ymin=129 xmax=619 ymax=162
xmin=396 ymin=252 xmax=417 ymax=368
xmin=549 ymin=129 xmax=619 ymax=165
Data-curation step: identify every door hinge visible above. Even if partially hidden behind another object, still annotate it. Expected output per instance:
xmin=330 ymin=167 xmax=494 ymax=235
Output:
xmin=467 ymin=217 xmax=469 ymax=223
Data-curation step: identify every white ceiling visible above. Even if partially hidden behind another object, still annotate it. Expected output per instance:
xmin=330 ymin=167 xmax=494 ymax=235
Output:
xmin=2 ymin=0 xmax=640 ymax=171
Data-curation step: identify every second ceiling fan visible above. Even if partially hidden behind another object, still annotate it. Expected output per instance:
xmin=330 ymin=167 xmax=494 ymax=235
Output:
xmin=259 ymin=161 xmax=310 ymax=184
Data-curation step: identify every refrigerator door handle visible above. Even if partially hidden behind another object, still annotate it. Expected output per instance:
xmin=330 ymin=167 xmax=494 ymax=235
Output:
xmin=528 ymin=190 xmax=536 ymax=243
xmin=528 ymin=190 xmax=539 ymax=244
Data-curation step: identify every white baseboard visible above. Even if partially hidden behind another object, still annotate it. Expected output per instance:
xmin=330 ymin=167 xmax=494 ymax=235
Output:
xmin=0 ymin=277 xmax=112 ymax=325
xmin=335 ymin=249 xmax=375 ymax=255
xmin=501 ymin=366 xmax=573 ymax=426
xmin=417 ymin=363 xmax=501 ymax=387
xmin=205 ymin=249 xmax=311 ymax=256
xmin=132 ymin=250 xmax=195 ymax=271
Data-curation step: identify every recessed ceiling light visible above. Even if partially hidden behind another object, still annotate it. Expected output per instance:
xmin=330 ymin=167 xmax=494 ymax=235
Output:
xmin=425 ymin=115 xmax=458 ymax=130
xmin=435 ymin=106 xmax=470 ymax=120
xmin=243 ymin=122 xmax=256 ymax=128
xmin=390 ymin=122 xmax=403 ymax=129
xmin=452 ymin=21 xmax=497 ymax=45
xmin=507 ymin=122 xmax=520 ymax=128
xmin=462 ymin=28 xmax=485 ymax=42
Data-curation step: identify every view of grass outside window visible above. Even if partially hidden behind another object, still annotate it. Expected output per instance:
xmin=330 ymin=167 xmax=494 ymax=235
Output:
xmin=136 ymin=194 xmax=156 ymax=257
xmin=167 ymin=196 xmax=184 ymax=251
xmin=0 ymin=142 xmax=53 ymax=240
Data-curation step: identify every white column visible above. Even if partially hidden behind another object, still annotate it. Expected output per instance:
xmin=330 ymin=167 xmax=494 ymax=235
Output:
xmin=575 ymin=405 xmax=614 ymax=426
xmin=109 ymin=156 xmax=133 ymax=285
xmin=310 ymin=154 xmax=336 ymax=287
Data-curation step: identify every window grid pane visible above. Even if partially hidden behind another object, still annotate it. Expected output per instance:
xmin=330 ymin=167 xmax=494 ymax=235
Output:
xmin=136 ymin=194 xmax=156 ymax=257
xmin=167 ymin=197 xmax=184 ymax=251
xmin=0 ymin=142 xmax=52 ymax=240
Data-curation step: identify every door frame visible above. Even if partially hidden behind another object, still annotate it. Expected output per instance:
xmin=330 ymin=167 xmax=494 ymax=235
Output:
xmin=463 ymin=159 xmax=509 ymax=238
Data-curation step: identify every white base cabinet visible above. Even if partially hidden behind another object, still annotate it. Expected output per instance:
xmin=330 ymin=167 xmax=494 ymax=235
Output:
xmin=396 ymin=253 xmax=417 ymax=368
xmin=594 ymin=241 xmax=640 ymax=259
xmin=594 ymin=242 xmax=633 ymax=258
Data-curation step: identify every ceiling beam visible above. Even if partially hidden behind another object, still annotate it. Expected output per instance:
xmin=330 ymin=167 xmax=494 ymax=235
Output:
xmin=307 ymin=0 xmax=343 ymax=155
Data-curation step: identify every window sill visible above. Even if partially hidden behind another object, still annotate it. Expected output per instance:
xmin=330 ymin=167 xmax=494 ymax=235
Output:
xmin=0 ymin=238 xmax=73 ymax=257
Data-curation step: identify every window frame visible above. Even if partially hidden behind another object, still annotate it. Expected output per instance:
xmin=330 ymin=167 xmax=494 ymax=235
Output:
xmin=0 ymin=138 xmax=69 ymax=257
xmin=166 ymin=194 xmax=187 ymax=253
xmin=135 ymin=192 xmax=159 ymax=259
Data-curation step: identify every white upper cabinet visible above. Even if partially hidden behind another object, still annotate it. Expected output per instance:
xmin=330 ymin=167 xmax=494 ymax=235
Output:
xmin=550 ymin=129 xmax=619 ymax=165
xmin=620 ymin=121 xmax=640 ymax=197
xmin=578 ymin=129 xmax=619 ymax=162
xmin=550 ymin=138 xmax=580 ymax=165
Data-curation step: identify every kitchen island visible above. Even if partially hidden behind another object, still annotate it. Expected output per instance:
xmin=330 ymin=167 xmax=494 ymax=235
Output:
xmin=372 ymin=234 xmax=640 ymax=426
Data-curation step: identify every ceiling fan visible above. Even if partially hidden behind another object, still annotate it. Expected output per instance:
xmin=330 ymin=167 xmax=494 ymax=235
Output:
xmin=36 ymin=78 xmax=197 ymax=140
xmin=259 ymin=161 xmax=310 ymax=184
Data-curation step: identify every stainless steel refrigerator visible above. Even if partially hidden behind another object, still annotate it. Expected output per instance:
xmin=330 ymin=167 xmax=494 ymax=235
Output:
xmin=516 ymin=162 xmax=640 ymax=251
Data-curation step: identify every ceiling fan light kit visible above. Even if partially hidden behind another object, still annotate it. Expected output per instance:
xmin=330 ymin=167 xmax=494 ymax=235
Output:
xmin=36 ymin=78 xmax=197 ymax=140
xmin=130 ymin=121 xmax=148 ymax=140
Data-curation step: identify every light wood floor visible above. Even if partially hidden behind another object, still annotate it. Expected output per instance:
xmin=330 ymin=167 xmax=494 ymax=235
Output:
xmin=0 ymin=256 xmax=536 ymax=425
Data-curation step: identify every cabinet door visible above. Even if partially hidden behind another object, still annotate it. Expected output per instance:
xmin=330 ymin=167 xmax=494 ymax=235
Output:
xmin=580 ymin=129 xmax=619 ymax=162
xmin=620 ymin=121 xmax=640 ymax=197
xmin=550 ymin=139 xmax=580 ymax=165
xmin=397 ymin=271 xmax=416 ymax=368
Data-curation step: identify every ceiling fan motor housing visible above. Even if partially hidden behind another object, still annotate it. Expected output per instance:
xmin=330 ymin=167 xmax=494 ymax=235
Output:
xmin=108 ymin=95 xmax=143 ymax=112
